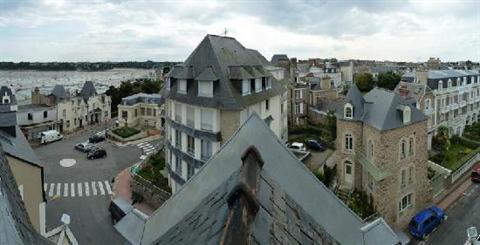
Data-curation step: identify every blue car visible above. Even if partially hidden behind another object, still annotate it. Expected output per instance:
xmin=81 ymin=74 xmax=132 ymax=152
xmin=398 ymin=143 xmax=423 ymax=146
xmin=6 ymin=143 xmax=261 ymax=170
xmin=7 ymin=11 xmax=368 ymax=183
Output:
xmin=306 ymin=139 xmax=326 ymax=151
xmin=409 ymin=206 xmax=446 ymax=239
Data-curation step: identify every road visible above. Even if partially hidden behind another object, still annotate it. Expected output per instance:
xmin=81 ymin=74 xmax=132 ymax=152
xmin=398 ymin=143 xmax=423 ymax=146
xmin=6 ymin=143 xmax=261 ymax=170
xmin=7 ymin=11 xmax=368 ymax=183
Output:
xmin=424 ymin=182 xmax=480 ymax=245
xmin=34 ymin=128 xmax=161 ymax=244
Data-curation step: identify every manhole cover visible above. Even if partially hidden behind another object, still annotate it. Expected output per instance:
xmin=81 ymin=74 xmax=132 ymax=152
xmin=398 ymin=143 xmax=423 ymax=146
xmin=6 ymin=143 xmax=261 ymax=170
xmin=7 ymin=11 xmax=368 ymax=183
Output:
xmin=59 ymin=159 xmax=76 ymax=167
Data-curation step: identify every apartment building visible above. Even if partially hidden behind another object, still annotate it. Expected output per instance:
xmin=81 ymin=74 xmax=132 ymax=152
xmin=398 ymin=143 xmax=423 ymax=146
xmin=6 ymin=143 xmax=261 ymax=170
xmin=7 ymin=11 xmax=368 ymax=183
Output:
xmin=401 ymin=70 xmax=480 ymax=149
xmin=17 ymin=103 xmax=57 ymax=141
xmin=162 ymin=34 xmax=288 ymax=193
xmin=0 ymin=86 xmax=46 ymax=233
xmin=118 ymin=93 xmax=165 ymax=130
xmin=31 ymin=81 xmax=111 ymax=133
xmin=336 ymin=85 xmax=431 ymax=228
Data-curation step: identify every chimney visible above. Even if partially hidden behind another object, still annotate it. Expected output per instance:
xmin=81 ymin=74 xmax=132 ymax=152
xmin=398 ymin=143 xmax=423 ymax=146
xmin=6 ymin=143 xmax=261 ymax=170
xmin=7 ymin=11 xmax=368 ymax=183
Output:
xmin=220 ymin=146 xmax=263 ymax=245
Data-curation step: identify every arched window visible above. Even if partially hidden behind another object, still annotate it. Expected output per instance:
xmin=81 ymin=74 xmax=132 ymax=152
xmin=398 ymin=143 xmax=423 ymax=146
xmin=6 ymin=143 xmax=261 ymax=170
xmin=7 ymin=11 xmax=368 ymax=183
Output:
xmin=438 ymin=80 xmax=443 ymax=89
xmin=344 ymin=133 xmax=353 ymax=151
xmin=400 ymin=139 xmax=407 ymax=160
xmin=409 ymin=136 xmax=414 ymax=156
xmin=344 ymin=103 xmax=353 ymax=119
xmin=425 ymin=99 xmax=431 ymax=110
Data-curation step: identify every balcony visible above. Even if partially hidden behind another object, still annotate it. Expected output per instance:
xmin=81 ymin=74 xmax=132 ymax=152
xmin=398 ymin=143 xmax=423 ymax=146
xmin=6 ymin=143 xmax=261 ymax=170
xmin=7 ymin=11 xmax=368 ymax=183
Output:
xmin=451 ymin=103 xmax=459 ymax=110
xmin=440 ymin=105 xmax=450 ymax=114
xmin=460 ymin=101 xmax=467 ymax=107
xmin=354 ymin=151 xmax=391 ymax=181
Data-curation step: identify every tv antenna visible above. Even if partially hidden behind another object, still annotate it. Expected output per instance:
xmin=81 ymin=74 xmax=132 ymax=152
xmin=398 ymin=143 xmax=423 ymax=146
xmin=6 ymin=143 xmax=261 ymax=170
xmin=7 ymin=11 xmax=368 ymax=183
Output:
xmin=223 ymin=28 xmax=228 ymax=36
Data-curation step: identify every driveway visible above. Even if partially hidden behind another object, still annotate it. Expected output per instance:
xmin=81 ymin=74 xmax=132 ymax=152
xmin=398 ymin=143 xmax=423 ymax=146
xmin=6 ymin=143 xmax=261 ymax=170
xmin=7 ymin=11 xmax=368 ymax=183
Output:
xmin=304 ymin=149 xmax=334 ymax=172
xmin=35 ymin=129 xmax=161 ymax=244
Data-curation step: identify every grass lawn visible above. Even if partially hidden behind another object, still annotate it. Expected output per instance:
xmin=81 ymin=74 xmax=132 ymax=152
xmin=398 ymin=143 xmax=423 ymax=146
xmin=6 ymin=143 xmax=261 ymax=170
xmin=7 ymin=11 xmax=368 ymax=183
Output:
xmin=432 ymin=143 xmax=473 ymax=170
xmin=112 ymin=126 xmax=141 ymax=138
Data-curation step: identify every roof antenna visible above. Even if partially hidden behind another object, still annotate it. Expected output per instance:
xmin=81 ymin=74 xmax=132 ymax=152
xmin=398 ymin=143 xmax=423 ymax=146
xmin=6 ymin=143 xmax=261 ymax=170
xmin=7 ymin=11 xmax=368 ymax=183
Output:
xmin=223 ymin=28 xmax=228 ymax=37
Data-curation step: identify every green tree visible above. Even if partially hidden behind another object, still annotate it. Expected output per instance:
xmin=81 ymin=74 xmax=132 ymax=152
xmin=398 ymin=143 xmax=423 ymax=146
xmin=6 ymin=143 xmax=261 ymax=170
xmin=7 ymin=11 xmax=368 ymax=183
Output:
xmin=326 ymin=110 xmax=337 ymax=139
xmin=433 ymin=126 xmax=450 ymax=153
xmin=354 ymin=73 xmax=374 ymax=92
xmin=377 ymin=71 xmax=401 ymax=90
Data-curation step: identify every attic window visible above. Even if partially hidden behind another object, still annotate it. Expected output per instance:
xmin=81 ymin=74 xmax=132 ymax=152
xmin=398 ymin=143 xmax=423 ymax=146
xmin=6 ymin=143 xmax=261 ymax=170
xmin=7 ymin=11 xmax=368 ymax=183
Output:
xmin=242 ymin=79 xmax=251 ymax=96
xmin=166 ymin=77 xmax=171 ymax=91
xmin=198 ymin=81 xmax=213 ymax=98
xmin=344 ymin=103 xmax=353 ymax=119
xmin=178 ymin=80 xmax=187 ymax=94
xmin=403 ymin=106 xmax=411 ymax=124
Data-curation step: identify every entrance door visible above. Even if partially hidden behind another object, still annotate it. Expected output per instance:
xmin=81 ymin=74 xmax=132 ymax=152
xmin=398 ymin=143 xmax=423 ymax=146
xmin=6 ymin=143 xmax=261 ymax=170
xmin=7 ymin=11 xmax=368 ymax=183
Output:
xmin=345 ymin=161 xmax=353 ymax=187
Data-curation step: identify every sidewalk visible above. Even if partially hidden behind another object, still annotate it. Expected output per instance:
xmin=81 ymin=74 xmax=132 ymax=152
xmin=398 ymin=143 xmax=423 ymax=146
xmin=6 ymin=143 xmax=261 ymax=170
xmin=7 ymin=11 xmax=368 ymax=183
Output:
xmin=437 ymin=175 xmax=473 ymax=210
xmin=113 ymin=168 xmax=155 ymax=216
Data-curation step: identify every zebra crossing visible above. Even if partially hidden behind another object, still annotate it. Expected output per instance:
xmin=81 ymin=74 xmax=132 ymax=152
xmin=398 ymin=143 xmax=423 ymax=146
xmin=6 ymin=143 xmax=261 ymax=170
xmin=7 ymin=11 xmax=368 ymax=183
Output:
xmin=44 ymin=180 xmax=113 ymax=198
xmin=137 ymin=142 xmax=157 ymax=156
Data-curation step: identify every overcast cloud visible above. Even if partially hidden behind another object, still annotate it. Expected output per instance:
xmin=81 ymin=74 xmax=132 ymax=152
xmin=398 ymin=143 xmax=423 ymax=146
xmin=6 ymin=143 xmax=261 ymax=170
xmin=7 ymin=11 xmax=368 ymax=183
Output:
xmin=0 ymin=0 xmax=478 ymax=62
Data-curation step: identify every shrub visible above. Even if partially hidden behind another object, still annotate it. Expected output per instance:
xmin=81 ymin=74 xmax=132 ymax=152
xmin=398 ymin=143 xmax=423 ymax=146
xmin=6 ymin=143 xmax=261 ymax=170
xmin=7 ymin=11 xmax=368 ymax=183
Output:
xmin=112 ymin=127 xmax=141 ymax=138
xmin=348 ymin=189 xmax=376 ymax=219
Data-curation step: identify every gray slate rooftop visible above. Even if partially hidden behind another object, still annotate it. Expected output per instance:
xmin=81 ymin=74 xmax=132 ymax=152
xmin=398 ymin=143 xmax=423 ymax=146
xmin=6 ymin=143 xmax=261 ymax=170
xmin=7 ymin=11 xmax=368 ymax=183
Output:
xmin=163 ymin=34 xmax=286 ymax=110
xmin=0 ymin=145 xmax=51 ymax=245
xmin=121 ymin=93 xmax=164 ymax=106
xmin=140 ymin=114 xmax=399 ymax=245
xmin=50 ymin=85 xmax=67 ymax=100
xmin=402 ymin=69 xmax=479 ymax=89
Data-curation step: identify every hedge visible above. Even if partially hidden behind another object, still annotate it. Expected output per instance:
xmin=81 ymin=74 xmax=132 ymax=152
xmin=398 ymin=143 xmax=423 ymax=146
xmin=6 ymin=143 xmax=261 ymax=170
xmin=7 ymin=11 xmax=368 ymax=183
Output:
xmin=112 ymin=126 xmax=141 ymax=138
xmin=451 ymin=135 xmax=480 ymax=149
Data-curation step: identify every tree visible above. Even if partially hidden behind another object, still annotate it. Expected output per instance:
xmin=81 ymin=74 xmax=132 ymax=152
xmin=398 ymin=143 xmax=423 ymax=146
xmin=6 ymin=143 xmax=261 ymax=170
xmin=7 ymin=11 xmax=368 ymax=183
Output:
xmin=326 ymin=110 xmax=337 ymax=139
xmin=377 ymin=71 xmax=401 ymax=90
xmin=106 ymin=79 xmax=163 ymax=115
xmin=354 ymin=73 xmax=374 ymax=92
xmin=433 ymin=126 xmax=450 ymax=153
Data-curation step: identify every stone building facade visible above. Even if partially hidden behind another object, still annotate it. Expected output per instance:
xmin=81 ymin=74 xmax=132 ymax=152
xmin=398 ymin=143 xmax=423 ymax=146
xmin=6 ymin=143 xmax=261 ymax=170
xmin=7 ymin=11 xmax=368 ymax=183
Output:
xmin=336 ymin=85 xmax=431 ymax=228
xmin=118 ymin=93 xmax=165 ymax=130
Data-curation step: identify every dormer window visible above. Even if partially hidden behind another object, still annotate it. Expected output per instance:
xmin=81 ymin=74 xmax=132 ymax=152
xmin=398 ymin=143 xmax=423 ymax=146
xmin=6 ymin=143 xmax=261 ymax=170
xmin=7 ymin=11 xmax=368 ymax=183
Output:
xmin=403 ymin=106 xmax=411 ymax=124
xmin=242 ymin=79 xmax=251 ymax=96
xmin=198 ymin=81 xmax=213 ymax=98
xmin=438 ymin=80 xmax=443 ymax=89
xmin=448 ymin=79 xmax=452 ymax=88
xmin=266 ymin=77 xmax=272 ymax=89
xmin=178 ymin=79 xmax=187 ymax=94
xmin=165 ymin=77 xmax=171 ymax=91
xmin=344 ymin=103 xmax=353 ymax=119
xmin=255 ymin=78 xmax=262 ymax=93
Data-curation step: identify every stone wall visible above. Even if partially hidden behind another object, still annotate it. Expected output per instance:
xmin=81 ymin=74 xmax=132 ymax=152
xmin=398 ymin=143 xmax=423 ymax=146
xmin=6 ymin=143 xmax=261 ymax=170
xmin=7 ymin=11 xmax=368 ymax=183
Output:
xmin=131 ymin=174 xmax=171 ymax=209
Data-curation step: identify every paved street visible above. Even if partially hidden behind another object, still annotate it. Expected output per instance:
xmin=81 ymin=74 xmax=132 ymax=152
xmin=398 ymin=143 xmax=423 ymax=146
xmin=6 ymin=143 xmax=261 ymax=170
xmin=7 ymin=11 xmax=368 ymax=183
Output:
xmin=34 ymin=128 xmax=160 ymax=244
xmin=422 ymin=182 xmax=480 ymax=245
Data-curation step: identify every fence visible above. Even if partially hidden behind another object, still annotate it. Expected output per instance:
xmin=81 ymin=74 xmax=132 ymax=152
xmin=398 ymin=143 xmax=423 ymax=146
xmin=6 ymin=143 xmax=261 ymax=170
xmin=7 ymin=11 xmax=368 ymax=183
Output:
xmin=451 ymin=150 xmax=480 ymax=184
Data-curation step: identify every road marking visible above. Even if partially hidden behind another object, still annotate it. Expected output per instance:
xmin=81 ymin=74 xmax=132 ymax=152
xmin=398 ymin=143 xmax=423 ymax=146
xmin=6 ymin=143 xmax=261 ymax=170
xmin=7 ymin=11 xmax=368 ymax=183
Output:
xmin=104 ymin=181 xmax=112 ymax=195
xmin=77 ymin=183 xmax=83 ymax=197
xmin=84 ymin=182 xmax=90 ymax=196
xmin=64 ymin=183 xmax=69 ymax=197
xmin=91 ymin=181 xmax=97 ymax=196
xmin=98 ymin=181 xmax=105 ymax=195
xmin=48 ymin=183 xmax=55 ymax=197
xmin=137 ymin=142 xmax=148 ymax=147
xmin=56 ymin=183 xmax=61 ymax=197
xmin=70 ymin=183 xmax=75 ymax=197
xmin=44 ymin=183 xmax=47 ymax=192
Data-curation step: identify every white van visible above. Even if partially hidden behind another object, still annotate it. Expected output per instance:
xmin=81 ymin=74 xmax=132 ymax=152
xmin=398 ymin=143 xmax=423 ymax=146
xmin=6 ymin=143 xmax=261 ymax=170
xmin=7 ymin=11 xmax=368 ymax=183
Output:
xmin=39 ymin=130 xmax=63 ymax=144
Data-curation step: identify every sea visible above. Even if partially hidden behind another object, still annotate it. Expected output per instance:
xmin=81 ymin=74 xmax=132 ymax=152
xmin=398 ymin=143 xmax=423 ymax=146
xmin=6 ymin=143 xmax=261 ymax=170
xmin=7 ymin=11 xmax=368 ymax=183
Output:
xmin=0 ymin=69 xmax=156 ymax=104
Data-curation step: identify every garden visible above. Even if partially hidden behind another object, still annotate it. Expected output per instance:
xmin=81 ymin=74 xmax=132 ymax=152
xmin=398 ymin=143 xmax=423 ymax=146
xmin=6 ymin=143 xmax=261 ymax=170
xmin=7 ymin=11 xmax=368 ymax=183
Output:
xmin=288 ymin=111 xmax=337 ymax=149
xmin=137 ymin=150 xmax=171 ymax=193
xmin=112 ymin=126 xmax=141 ymax=138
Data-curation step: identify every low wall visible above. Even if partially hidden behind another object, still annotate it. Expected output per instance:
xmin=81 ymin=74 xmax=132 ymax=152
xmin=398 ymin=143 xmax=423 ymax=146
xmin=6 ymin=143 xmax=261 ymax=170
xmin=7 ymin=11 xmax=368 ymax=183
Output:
xmin=131 ymin=173 xmax=171 ymax=209
xmin=108 ymin=130 xmax=146 ymax=143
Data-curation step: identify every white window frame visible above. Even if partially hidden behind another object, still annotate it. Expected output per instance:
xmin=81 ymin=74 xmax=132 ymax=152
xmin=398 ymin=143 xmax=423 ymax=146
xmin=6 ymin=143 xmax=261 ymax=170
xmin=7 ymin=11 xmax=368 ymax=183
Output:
xmin=165 ymin=77 xmax=170 ymax=91
xmin=201 ymin=139 xmax=212 ymax=161
xmin=174 ymin=103 xmax=182 ymax=123
xmin=198 ymin=81 xmax=213 ymax=97
xmin=255 ymin=78 xmax=262 ymax=93
xmin=200 ymin=108 xmax=214 ymax=131
xmin=266 ymin=77 xmax=272 ymax=89
xmin=344 ymin=133 xmax=353 ymax=152
xmin=186 ymin=106 xmax=195 ymax=128
xmin=242 ymin=79 xmax=251 ymax=96
xmin=344 ymin=103 xmax=353 ymax=119
xmin=400 ymin=139 xmax=407 ymax=160
xmin=398 ymin=193 xmax=413 ymax=214
xmin=403 ymin=106 xmax=411 ymax=124
xmin=178 ymin=79 xmax=187 ymax=94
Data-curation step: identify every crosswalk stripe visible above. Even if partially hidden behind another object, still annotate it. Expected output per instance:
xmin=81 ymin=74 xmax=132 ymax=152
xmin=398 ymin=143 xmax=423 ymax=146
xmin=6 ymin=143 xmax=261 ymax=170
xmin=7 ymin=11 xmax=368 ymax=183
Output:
xmin=48 ymin=183 xmax=55 ymax=197
xmin=64 ymin=183 xmax=69 ymax=197
xmin=137 ymin=142 xmax=148 ymax=147
xmin=70 ymin=183 xmax=75 ymax=197
xmin=56 ymin=183 xmax=61 ymax=197
xmin=77 ymin=183 xmax=83 ymax=197
xmin=98 ymin=181 xmax=105 ymax=195
xmin=44 ymin=183 xmax=47 ymax=192
xmin=84 ymin=182 xmax=90 ymax=196
xmin=104 ymin=181 xmax=112 ymax=195
xmin=91 ymin=181 xmax=97 ymax=196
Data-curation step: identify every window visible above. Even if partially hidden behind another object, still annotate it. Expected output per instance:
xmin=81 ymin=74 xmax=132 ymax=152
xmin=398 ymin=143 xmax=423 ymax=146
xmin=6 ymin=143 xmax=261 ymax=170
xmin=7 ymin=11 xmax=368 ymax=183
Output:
xmin=367 ymin=139 xmax=374 ymax=161
xmin=198 ymin=81 xmax=213 ymax=97
xmin=201 ymin=139 xmax=212 ymax=161
xmin=200 ymin=109 xmax=213 ymax=131
xmin=398 ymin=193 xmax=413 ymax=213
xmin=401 ymin=169 xmax=406 ymax=188
xmin=140 ymin=107 xmax=145 ymax=116
xmin=147 ymin=108 xmax=152 ymax=116
xmin=295 ymin=90 xmax=302 ymax=99
xmin=409 ymin=137 xmax=414 ymax=156
xmin=408 ymin=166 xmax=414 ymax=184
xmin=175 ymin=103 xmax=182 ymax=122
xmin=178 ymin=79 xmax=187 ymax=94
xmin=344 ymin=134 xmax=353 ymax=151
xmin=187 ymin=135 xmax=195 ymax=155
xmin=265 ymin=99 xmax=269 ymax=111
xmin=165 ymin=77 xmax=170 ymax=90
xmin=134 ymin=109 xmax=138 ymax=117
xmin=153 ymin=109 xmax=156 ymax=117
xmin=250 ymin=79 xmax=255 ymax=93
xmin=345 ymin=164 xmax=352 ymax=174
xmin=344 ymin=103 xmax=353 ymax=119
xmin=175 ymin=156 xmax=182 ymax=175
xmin=187 ymin=165 xmax=195 ymax=179
xmin=175 ymin=130 xmax=182 ymax=148
xmin=262 ymin=77 xmax=266 ymax=89
xmin=425 ymin=99 xmax=431 ymax=110
xmin=43 ymin=111 xmax=48 ymax=118
xmin=66 ymin=120 xmax=70 ymax=128
xmin=403 ymin=106 xmax=411 ymax=124
xmin=62 ymin=109 xmax=67 ymax=117
xmin=281 ymin=103 xmax=284 ymax=114
xmin=400 ymin=139 xmax=407 ymax=159
xmin=255 ymin=79 xmax=262 ymax=92
xmin=27 ymin=113 xmax=33 ymax=120
xmin=186 ymin=107 xmax=195 ymax=128
xmin=242 ymin=79 xmax=251 ymax=95
xmin=266 ymin=77 xmax=272 ymax=89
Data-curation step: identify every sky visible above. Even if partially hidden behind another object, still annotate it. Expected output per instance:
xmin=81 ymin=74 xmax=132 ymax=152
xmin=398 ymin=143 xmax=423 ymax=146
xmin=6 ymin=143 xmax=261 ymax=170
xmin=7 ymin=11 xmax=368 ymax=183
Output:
xmin=0 ymin=0 xmax=478 ymax=62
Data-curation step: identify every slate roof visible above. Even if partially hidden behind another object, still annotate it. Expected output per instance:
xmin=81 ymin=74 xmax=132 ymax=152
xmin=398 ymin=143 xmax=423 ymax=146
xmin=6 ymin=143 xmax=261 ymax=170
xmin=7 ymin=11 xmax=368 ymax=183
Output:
xmin=270 ymin=54 xmax=289 ymax=66
xmin=50 ymin=85 xmax=67 ymax=100
xmin=402 ymin=69 xmax=480 ymax=89
xmin=339 ymin=86 xmax=428 ymax=131
xmin=79 ymin=81 xmax=97 ymax=99
xmin=0 ymin=125 xmax=43 ymax=168
xmin=140 ymin=114 xmax=399 ymax=245
xmin=121 ymin=93 xmax=164 ymax=106
xmin=0 ymin=145 xmax=51 ymax=245
xmin=163 ymin=34 xmax=286 ymax=110
xmin=195 ymin=67 xmax=218 ymax=81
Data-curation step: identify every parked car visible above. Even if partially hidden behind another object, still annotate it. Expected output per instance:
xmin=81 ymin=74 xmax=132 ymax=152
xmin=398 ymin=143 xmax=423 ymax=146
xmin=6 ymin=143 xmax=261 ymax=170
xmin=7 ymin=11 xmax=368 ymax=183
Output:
xmin=471 ymin=164 xmax=480 ymax=183
xmin=306 ymin=139 xmax=326 ymax=151
xmin=87 ymin=148 xmax=107 ymax=160
xmin=290 ymin=142 xmax=307 ymax=151
xmin=89 ymin=134 xmax=106 ymax=143
xmin=409 ymin=206 xmax=446 ymax=239
xmin=39 ymin=130 xmax=63 ymax=144
xmin=74 ymin=141 xmax=94 ymax=152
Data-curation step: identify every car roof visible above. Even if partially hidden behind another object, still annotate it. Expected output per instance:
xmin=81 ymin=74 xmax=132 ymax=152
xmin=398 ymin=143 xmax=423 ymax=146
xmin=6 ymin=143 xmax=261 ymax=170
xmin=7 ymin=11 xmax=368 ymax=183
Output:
xmin=413 ymin=208 xmax=435 ymax=223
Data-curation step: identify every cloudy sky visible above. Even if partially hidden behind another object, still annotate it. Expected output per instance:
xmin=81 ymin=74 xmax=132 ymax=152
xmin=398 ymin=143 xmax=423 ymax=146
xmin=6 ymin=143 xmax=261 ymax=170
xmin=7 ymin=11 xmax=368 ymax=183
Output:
xmin=0 ymin=0 xmax=478 ymax=62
